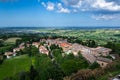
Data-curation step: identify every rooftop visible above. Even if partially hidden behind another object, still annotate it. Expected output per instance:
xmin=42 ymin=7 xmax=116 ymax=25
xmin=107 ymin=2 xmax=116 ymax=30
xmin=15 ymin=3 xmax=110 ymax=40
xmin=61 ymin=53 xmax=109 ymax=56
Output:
xmin=60 ymin=43 xmax=72 ymax=48
xmin=97 ymin=57 xmax=112 ymax=63
xmin=92 ymin=47 xmax=112 ymax=52
xmin=4 ymin=52 xmax=14 ymax=56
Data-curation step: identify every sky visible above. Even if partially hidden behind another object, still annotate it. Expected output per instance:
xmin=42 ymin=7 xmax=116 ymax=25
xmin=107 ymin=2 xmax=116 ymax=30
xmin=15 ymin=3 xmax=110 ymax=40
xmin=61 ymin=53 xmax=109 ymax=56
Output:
xmin=0 ymin=0 xmax=120 ymax=27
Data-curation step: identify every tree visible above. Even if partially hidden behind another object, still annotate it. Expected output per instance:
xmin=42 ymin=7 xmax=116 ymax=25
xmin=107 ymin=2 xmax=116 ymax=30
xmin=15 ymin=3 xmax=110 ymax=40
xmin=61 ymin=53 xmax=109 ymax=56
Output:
xmin=21 ymin=46 xmax=39 ymax=56
xmin=87 ymin=40 xmax=97 ymax=47
xmin=61 ymin=60 xmax=78 ymax=75
xmin=61 ymin=53 xmax=89 ymax=76
xmin=74 ymin=39 xmax=82 ymax=44
xmin=0 ymin=55 xmax=4 ymax=64
xmin=3 ymin=77 xmax=14 ymax=80
xmin=16 ymin=71 xmax=30 ymax=80
xmin=52 ymin=49 xmax=62 ymax=57
xmin=47 ymin=64 xmax=65 ymax=80
xmin=89 ymin=62 xmax=100 ymax=69
xmin=0 ymin=40 xmax=4 ymax=47
xmin=105 ymin=42 xmax=120 ymax=56
xmin=34 ymin=54 xmax=53 ymax=80
xmin=50 ymin=44 xmax=61 ymax=51
xmin=16 ymin=39 xmax=22 ymax=47
xmin=29 ymin=65 xmax=37 ymax=80
xmin=31 ymin=46 xmax=39 ymax=56
xmin=64 ymin=53 xmax=74 ymax=60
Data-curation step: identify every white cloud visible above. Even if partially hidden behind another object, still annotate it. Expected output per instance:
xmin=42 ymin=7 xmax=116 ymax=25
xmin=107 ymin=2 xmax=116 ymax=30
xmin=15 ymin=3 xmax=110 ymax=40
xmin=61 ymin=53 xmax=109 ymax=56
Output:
xmin=72 ymin=1 xmax=82 ymax=8
xmin=92 ymin=14 xmax=116 ymax=20
xmin=57 ymin=3 xmax=70 ymax=13
xmin=92 ymin=0 xmax=120 ymax=11
xmin=41 ymin=0 xmax=120 ymax=20
xmin=61 ymin=0 xmax=120 ymax=11
xmin=62 ymin=0 xmax=82 ymax=8
xmin=41 ymin=0 xmax=120 ymax=12
xmin=46 ymin=2 xmax=55 ymax=11
xmin=41 ymin=2 xmax=55 ymax=11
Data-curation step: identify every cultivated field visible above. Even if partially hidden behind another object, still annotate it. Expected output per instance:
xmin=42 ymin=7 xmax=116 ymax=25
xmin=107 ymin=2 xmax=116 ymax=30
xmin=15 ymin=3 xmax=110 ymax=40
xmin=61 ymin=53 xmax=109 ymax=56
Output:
xmin=37 ymin=29 xmax=120 ymax=45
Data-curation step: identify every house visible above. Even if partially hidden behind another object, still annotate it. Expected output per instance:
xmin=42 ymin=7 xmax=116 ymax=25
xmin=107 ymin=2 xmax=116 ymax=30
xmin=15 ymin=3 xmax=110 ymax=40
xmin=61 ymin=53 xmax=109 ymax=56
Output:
xmin=39 ymin=46 xmax=49 ymax=55
xmin=59 ymin=43 xmax=72 ymax=54
xmin=46 ymin=39 xmax=60 ymax=46
xmin=19 ymin=43 xmax=25 ymax=47
xmin=59 ymin=43 xmax=72 ymax=48
xmin=19 ymin=46 xmax=25 ymax=50
xmin=13 ymin=48 xmax=20 ymax=53
xmin=71 ymin=43 xmax=84 ymax=56
xmin=13 ymin=45 xmax=25 ymax=53
xmin=55 ymin=38 xmax=63 ymax=42
xmin=39 ymin=38 xmax=114 ymax=65
xmin=32 ymin=42 xmax=40 ymax=48
xmin=96 ymin=57 xmax=112 ymax=67
xmin=40 ymin=39 xmax=46 ymax=42
xmin=45 ymin=39 xmax=54 ymax=45
xmin=4 ymin=52 xmax=15 ymax=58
xmin=81 ymin=50 xmax=96 ymax=63
xmin=91 ymin=47 xmax=112 ymax=57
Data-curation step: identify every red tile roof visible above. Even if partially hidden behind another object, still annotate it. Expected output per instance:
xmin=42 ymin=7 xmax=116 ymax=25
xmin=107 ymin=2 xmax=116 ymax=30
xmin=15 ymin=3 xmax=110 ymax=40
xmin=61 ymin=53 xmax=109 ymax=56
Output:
xmin=60 ymin=43 xmax=71 ymax=48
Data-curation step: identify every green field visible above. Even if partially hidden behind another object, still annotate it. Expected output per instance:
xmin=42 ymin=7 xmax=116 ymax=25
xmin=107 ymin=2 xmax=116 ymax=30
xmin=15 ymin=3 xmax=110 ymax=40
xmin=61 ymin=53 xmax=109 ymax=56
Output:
xmin=0 ymin=55 xmax=31 ymax=80
xmin=5 ymin=37 xmax=21 ymax=44
xmin=37 ymin=29 xmax=120 ymax=45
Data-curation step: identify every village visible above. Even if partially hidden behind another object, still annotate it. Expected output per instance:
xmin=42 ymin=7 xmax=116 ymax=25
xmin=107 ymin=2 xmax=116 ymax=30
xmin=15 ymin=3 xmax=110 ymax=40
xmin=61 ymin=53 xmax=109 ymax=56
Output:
xmin=4 ymin=38 xmax=116 ymax=68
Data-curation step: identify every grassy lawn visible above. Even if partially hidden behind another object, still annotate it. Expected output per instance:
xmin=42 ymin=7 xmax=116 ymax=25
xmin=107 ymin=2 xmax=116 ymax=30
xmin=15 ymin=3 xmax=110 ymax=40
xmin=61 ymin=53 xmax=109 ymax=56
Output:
xmin=5 ymin=37 xmax=21 ymax=44
xmin=0 ymin=55 xmax=31 ymax=80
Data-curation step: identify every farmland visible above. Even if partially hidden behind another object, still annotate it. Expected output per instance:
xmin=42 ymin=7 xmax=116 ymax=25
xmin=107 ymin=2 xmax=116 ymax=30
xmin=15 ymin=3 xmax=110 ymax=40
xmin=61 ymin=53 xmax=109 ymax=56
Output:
xmin=37 ymin=28 xmax=120 ymax=45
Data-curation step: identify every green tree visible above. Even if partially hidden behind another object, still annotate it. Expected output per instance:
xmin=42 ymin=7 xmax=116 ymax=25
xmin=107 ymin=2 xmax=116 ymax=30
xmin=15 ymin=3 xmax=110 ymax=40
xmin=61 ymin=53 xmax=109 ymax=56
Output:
xmin=31 ymin=46 xmax=39 ymax=56
xmin=61 ymin=59 xmax=78 ymax=75
xmin=50 ymin=44 xmax=62 ymax=51
xmin=52 ymin=49 xmax=62 ymax=57
xmin=0 ymin=40 xmax=4 ymax=47
xmin=0 ymin=55 xmax=4 ymax=64
xmin=47 ymin=64 xmax=65 ymax=80
xmin=89 ymin=62 xmax=100 ymax=69
xmin=61 ymin=53 xmax=89 ymax=76
xmin=34 ymin=54 xmax=53 ymax=80
xmin=15 ymin=39 xmax=22 ymax=47
xmin=105 ymin=42 xmax=120 ymax=56
xmin=29 ymin=65 xmax=37 ymax=80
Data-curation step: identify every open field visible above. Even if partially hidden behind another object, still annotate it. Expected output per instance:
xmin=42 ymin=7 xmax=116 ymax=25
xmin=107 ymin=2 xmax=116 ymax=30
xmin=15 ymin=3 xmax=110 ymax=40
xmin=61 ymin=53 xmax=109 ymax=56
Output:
xmin=1 ymin=27 xmax=120 ymax=46
xmin=36 ymin=29 xmax=120 ymax=45
xmin=0 ymin=55 xmax=31 ymax=80
xmin=5 ymin=37 xmax=21 ymax=44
